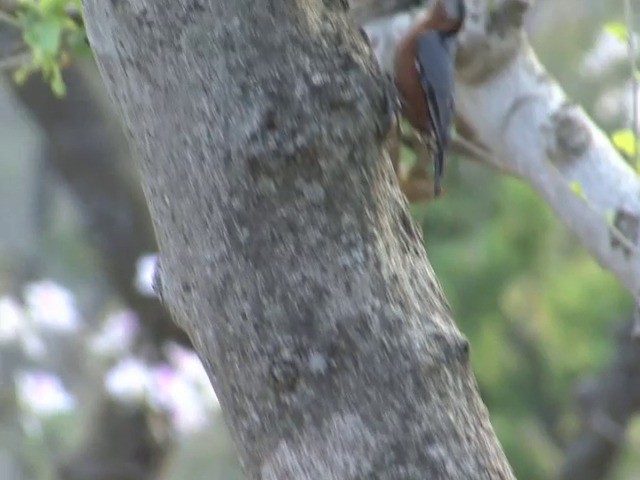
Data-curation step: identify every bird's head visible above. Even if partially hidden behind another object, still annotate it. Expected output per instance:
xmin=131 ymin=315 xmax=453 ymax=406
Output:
xmin=427 ymin=0 xmax=466 ymax=37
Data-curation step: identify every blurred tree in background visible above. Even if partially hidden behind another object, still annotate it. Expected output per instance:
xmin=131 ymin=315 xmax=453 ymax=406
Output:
xmin=0 ymin=0 xmax=639 ymax=478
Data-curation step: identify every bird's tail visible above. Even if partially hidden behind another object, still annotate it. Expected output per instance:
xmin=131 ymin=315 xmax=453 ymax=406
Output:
xmin=434 ymin=148 xmax=444 ymax=196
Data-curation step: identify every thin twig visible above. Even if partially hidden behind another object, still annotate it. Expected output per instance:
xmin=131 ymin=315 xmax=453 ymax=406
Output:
xmin=0 ymin=51 xmax=29 ymax=71
xmin=623 ymin=0 xmax=640 ymax=335
xmin=452 ymin=132 xmax=640 ymax=258
xmin=624 ymin=0 xmax=638 ymax=166
xmin=452 ymin=133 xmax=493 ymax=163
xmin=0 ymin=9 xmax=19 ymax=27
xmin=0 ymin=0 xmax=82 ymax=24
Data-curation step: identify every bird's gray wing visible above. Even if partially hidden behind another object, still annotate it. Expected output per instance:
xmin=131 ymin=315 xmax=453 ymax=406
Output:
xmin=416 ymin=32 xmax=456 ymax=150
xmin=415 ymin=32 xmax=456 ymax=194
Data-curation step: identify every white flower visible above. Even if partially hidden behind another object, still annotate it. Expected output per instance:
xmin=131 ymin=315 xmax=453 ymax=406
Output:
xmin=105 ymin=350 xmax=219 ymax=435
xmin=24 ymin=280 xmax=81 ymax=333
xmin=149 ymin=364 xmax=211 ymax=435
xmin=89 ymin=310 xmax=139 ymax=357
xmin=134 ymin=254 xmax=158 ymax=297
xmin=581 ymin=30 xmax=632 ymax=77
xmin=165 ymin=342 xmax=219 ymax=409
xmin=15 ymin=370 xmax=76 ymax=416
xmin=0 ymin=295 xmax=46 ymax=359
xmin=0 ymin=296 xmax=26 ymax=343
xmin=170 ymin=383 xmax=210 ymax=435
xmin=104 ymin=357 xmax=151 ymax=403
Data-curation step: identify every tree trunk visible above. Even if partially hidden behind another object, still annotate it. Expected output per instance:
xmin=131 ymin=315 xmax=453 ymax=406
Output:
xmin=561 ymin=320 xmax=640 ymax=480
xmin=81 ymin=0 xmax=514 ymax=477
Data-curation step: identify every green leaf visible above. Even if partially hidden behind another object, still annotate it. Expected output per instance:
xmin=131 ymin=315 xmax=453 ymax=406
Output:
xmin=24 ymin=18 xmax=62 ymax=56
xmin=605 ymin=210 xmax=615 ymax=225
xmin=611 ymin=129 xmax=638 ymax=158
xmin=570 ymin=182 xmax=586 ymax=199
xmin=9 ymin=1 xmax=86 ymax=96
xmin=13 ymin=66 xmax=31 ymax=85
xmin=50 ymin=65 xmax=65 ymax=97
xmin=39 ymin=0 xmax=68 ymax=16
xmin=67 ymin=29 xmax=90 ymax=57
xmin=604 ymin=22 xmax=629 ymax=42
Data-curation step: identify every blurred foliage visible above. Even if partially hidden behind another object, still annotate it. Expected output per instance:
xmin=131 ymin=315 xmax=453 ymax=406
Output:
xmin=4 ymin=0 xmax=87 ymax=96
xmin=613 ymin=128 xmax=638 ymax=161
xmin=416 ymin=157 xmax=633 ymax=479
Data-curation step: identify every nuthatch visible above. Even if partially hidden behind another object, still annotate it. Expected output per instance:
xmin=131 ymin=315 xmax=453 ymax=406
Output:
xmin=394 ymin=1 xmax=464 ymax=196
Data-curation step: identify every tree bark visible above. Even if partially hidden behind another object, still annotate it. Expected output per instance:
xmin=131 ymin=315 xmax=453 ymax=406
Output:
xmin=82 ymin=0 xmax=514 ymax=478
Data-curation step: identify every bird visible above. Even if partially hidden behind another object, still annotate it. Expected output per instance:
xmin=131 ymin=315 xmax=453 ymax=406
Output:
xmin=394 ymin=2 xmax=464 ymax=196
